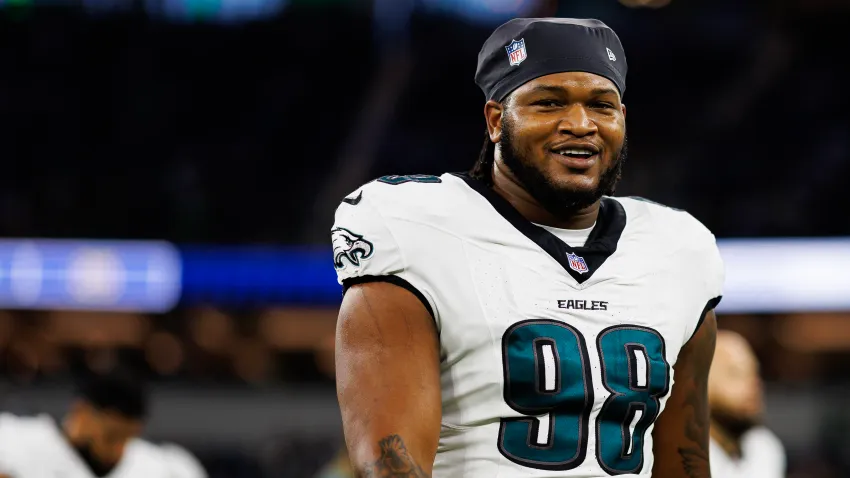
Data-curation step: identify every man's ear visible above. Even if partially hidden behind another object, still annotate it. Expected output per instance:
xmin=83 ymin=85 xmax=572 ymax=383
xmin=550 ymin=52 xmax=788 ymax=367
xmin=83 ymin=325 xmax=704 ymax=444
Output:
xmin=484 ymin=99 xmax=505 ymax=143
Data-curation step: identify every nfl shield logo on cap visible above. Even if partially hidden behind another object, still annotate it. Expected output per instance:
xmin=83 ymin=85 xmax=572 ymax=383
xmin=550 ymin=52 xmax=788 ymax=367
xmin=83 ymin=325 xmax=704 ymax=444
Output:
xmin=566 ymin=252 xmax=589 ymax=274
xmin=505 ymin=39 xmax=527 ymax=66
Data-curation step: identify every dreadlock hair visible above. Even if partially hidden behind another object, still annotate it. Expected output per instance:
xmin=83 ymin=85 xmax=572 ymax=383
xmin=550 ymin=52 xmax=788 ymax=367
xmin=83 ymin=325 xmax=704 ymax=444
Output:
xmin=470 ymin=128 xmax=497 ymax=185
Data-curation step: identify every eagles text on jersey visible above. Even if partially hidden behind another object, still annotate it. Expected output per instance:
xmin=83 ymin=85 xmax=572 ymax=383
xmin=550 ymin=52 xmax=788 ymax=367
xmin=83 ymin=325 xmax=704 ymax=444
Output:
xmin=331 ymin=173 xmax=724 ymax=477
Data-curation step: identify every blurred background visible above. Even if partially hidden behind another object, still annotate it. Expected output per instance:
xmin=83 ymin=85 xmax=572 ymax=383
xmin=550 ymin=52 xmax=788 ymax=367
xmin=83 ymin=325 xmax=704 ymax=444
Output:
xmin=1 ymin=0 xmax=849 ymax=476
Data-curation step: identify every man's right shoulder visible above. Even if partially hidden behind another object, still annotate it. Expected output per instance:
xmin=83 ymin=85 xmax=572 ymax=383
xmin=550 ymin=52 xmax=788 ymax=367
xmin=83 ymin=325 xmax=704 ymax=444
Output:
xmin=332 ymin=174 xmax=457 ymax=275
xmin=331 ymin=174 xmax=470 ymax=310
xmin=0 ymin=413 xmax=56 ymax=456
xmin=336 ymin=173 xmax=466 ymax=219
xmin=0 ymin=413 xmax=52 ymax=435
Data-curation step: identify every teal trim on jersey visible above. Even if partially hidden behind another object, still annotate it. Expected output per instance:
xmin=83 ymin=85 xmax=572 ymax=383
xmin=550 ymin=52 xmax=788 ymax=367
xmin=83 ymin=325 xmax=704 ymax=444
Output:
xmin=498 ymin=320 xmax=592 ymax=471
xmin=596 ymin=326 xmax=669 ymax=475
xmin=376 ymin=174 xmax=442 ymax=185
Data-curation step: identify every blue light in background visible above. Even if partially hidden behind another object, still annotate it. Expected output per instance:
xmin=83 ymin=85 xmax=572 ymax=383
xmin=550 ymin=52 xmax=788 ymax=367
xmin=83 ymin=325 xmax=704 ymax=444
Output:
xmin=0 ymin=240 xmax=339 ymax=311
xmin=2 ymin=238 xmax=848 ymax=313
xmin=416 ymin=0 xmax=543 ymax=25
xmin=156 ymin=0 xmax=288 ymax=23
xmin=373 ymin=0 xmax=413 ymax=45
xmin=1 ymin=0 xmax=541 ymax=25
xmin=0 ymin=240 xmax=181 ymax=312
xmin=180 ymin=245 xmax=338 ymax=306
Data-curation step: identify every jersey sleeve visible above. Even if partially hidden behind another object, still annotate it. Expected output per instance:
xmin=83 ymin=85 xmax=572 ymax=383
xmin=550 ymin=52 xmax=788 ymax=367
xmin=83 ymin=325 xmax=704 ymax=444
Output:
xmin=331 ymin=190 xmax=439 ymax=321
xmin=701 ymin=232 xmax=725 ymax=307
xmin=687 ymin=226 xmax=726 ymax=340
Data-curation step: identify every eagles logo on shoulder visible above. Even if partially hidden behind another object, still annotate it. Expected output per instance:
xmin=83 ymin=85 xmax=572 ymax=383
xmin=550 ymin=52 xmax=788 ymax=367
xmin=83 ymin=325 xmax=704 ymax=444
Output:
xmin=332 ymin=227 xmax=375 ymax=269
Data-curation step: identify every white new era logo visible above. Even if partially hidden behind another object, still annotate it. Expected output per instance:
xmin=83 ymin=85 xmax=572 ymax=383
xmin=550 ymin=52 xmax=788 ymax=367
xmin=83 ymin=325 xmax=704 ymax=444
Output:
xmin=606 ymin=47 xmax=616 ymax=61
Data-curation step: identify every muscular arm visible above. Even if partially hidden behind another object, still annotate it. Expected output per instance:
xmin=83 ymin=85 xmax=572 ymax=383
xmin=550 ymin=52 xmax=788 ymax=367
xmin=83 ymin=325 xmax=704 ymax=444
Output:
xmin=652 ymin=309 xmax=718 ymax=478
xmin=335 ymin=281 xmax=442 ymax=477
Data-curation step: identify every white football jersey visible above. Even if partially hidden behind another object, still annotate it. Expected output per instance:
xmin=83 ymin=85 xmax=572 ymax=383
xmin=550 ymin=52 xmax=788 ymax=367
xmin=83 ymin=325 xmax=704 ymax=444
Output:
xmin=0 ymin=413 xmax=206 ymax=478
xmin=155 ymin=442 xmax=208 ymax=478
xmin=332 ymin=173 xmax=724 ymax=478
xmin=710 ymin=428 xmax=786 ymax=478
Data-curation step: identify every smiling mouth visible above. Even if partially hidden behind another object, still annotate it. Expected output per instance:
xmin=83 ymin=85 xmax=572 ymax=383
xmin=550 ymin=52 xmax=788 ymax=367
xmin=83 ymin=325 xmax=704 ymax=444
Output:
xmin=554 ymin=148 xmax=596 ymax=159
xmin=550 ymin=148 xmax=598 ymax=170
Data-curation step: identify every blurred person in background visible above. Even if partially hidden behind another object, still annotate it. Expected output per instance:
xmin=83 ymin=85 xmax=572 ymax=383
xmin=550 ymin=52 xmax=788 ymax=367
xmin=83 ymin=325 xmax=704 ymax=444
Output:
xmin=314 ymin=449 xmax=354 ymax=478
xmin=333 ymin=17 xmax=723 ymax=478
xmin=0 ymin=368 xmax=206 ymax=478
xmin=709 ymin=330 xmax=786 ymax=477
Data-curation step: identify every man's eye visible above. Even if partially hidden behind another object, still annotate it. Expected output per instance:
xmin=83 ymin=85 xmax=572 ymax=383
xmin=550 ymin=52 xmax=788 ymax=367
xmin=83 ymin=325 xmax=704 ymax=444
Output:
xmin=532 ymin=100 xmax=561 ymax=107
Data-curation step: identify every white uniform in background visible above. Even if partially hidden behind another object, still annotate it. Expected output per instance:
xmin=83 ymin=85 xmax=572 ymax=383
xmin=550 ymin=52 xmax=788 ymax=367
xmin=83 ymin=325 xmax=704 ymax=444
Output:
xmin=0 ymin=412 xmax=207 ymax=478
xmin=332 ymin=173 xmax=725 ymax=477
xmin=126 ymin=439 xmax=208 ymax=478
xmin=156 ymin=441 xmax=208 ymax=478
xmin=710 ymin=427 xmax=786 ymax=478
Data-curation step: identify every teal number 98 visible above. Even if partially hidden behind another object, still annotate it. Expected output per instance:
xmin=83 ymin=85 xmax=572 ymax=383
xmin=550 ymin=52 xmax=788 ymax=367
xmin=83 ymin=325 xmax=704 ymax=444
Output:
xmin=499 ymin=320 xmax=669 ymax=475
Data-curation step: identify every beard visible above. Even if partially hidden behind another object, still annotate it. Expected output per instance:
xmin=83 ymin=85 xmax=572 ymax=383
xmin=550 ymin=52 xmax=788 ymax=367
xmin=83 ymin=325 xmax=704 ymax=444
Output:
xmin=712 ymin=408 xmax=761 ymax=440
xmin=498 ymin=116 xmax=627 ymax=219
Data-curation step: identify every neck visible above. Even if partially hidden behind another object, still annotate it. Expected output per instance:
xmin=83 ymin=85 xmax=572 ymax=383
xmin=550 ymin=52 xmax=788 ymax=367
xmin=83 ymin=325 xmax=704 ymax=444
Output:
xmin=491 ymin=159 xmax=600 ymax=230
xmin=710 ymin=420 xmax=742 ymax=459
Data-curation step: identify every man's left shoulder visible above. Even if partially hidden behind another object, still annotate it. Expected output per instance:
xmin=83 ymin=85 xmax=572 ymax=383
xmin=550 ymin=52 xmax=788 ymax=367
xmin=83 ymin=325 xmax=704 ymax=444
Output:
xmin=615 ymin=196 xmax=716 ymax=246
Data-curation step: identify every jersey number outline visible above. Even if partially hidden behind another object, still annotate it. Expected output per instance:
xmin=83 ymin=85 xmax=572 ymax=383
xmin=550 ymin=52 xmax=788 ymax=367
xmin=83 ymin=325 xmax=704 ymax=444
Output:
xmin=376 ymin=174 xmax=442 ymax=185
xmin=498 ymin=320 xmax=670 ymax=475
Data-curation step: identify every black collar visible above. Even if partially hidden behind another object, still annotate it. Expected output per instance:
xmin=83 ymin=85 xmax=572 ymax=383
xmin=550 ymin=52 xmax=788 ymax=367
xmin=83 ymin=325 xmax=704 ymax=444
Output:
xmin=454 ymin=173 xmax=626 ymax=284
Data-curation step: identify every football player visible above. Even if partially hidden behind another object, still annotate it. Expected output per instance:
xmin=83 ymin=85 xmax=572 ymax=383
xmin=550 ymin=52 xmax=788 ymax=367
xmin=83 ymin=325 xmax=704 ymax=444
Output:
xmin=709 ymin=330 xmax=785 ymax=477
xmin=0 ymin=369 xmax=206 ymax=478
xmin=333 ymin=18 xmax=724 ymax=477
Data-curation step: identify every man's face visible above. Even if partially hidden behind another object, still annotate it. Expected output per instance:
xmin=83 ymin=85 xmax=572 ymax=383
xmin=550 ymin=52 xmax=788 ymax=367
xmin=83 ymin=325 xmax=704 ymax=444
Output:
xmin=491 ymin=71 xmax=627 ymax=217
xmin=709 ymin=333 xmax=764 ymax=435
xmin=64 ymin=401 xmax=142 ymax=472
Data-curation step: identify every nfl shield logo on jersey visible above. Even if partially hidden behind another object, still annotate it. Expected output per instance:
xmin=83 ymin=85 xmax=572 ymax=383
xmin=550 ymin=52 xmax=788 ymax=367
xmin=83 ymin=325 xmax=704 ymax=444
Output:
xmin=566 ymin=252 xmax=589 ymax=274
xmin=505 ymin=39 xmax=527 ymax=66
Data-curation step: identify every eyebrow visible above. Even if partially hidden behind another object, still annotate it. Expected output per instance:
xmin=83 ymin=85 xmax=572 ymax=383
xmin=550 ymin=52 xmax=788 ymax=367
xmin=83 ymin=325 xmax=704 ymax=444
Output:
xmin=524 ymin=85 xmax=620 ymax=98
xmin=590 ymin=87 xmax=620 ymax=97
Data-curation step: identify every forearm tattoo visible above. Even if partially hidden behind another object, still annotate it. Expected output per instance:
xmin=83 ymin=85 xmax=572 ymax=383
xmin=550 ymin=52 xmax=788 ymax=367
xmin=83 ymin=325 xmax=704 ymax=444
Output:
xmin=360 ymin=435 xmax=429 ymax=478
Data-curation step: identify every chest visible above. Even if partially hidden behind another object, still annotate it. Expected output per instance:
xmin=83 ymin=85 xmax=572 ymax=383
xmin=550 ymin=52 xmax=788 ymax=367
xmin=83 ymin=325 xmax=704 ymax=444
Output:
xmin=435 ymin=234 xmax=699 ymax=475
xmin=438 ymin=232 xmax=697 ymax=369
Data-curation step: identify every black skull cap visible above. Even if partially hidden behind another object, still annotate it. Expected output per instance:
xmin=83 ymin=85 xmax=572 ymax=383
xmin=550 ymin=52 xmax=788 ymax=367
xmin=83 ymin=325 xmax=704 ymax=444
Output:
xmin=475 ymin=18 xmax=627 ymax=102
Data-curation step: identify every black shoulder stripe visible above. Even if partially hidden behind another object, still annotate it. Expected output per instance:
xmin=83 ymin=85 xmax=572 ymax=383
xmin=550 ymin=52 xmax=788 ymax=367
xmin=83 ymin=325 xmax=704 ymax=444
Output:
xmin=688 ymin=296 xmax=722 ymax=342
xmin=342 ymin=275 xmax=435 ymax=319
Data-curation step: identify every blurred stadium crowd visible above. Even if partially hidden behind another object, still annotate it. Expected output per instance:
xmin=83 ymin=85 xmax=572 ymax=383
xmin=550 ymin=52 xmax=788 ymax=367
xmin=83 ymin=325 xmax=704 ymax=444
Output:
xmin=1 ymin=0 xmax=850 ymax=477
